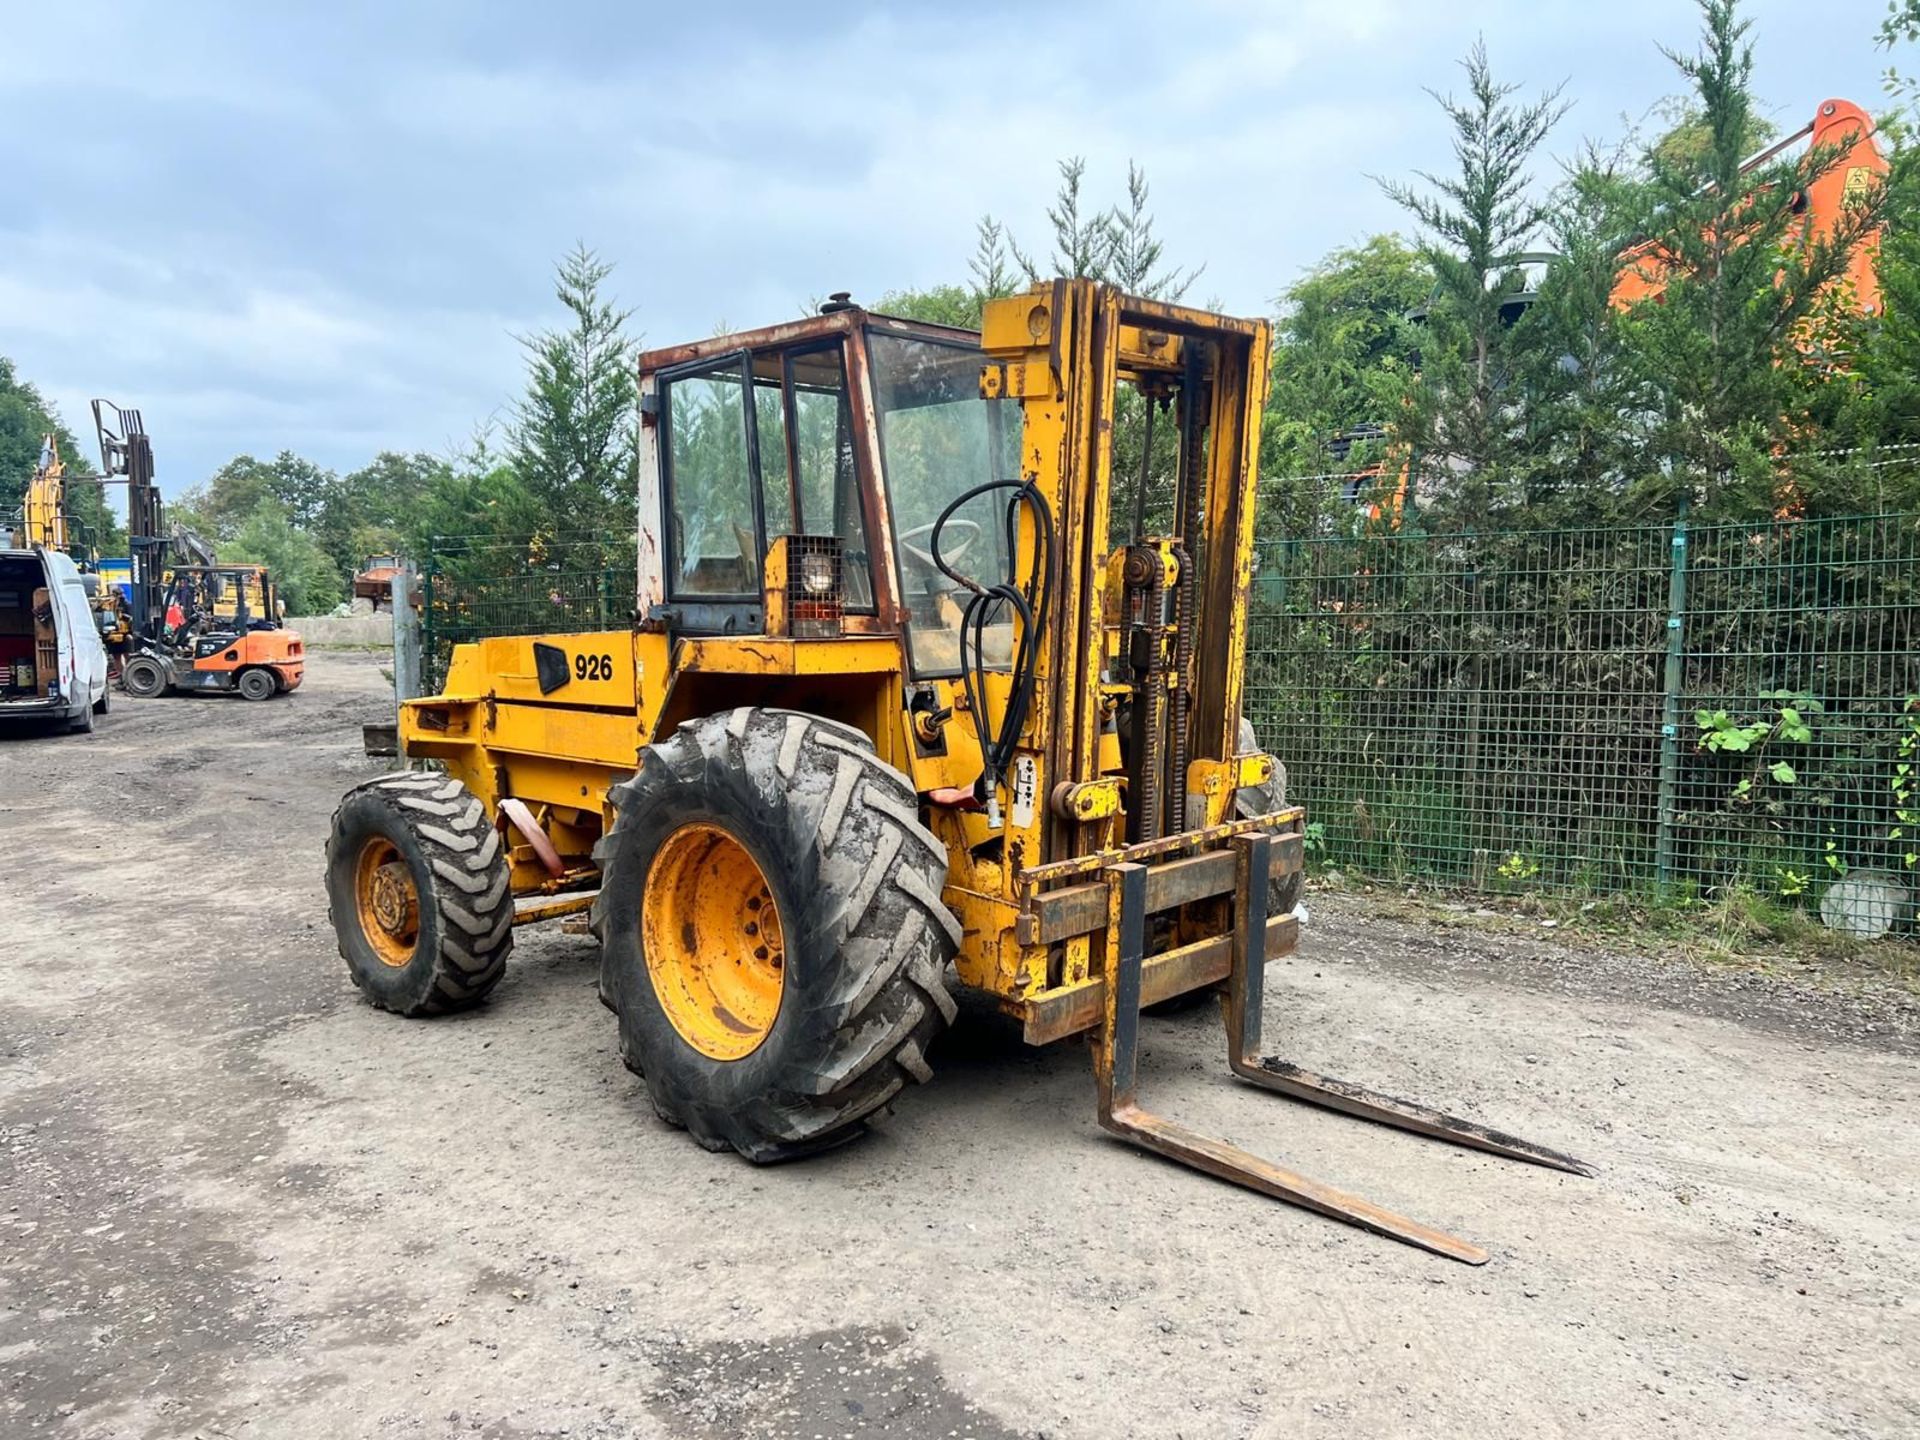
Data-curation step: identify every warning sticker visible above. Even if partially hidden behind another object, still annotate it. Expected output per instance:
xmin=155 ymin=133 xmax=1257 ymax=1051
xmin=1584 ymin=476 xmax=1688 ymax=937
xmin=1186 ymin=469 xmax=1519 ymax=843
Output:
xmin=1010 ymin=755 xmax=1038 ymax=829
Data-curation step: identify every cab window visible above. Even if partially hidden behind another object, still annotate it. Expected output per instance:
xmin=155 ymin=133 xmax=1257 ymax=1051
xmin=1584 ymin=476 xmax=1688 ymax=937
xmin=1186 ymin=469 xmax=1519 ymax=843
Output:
xmin=662 ymin=344 xmax=876 ymax=609
xmin=662 ymin=358 xmax=756 ymax=597
xmin=783 ymin=347 xmax=874 ymax=609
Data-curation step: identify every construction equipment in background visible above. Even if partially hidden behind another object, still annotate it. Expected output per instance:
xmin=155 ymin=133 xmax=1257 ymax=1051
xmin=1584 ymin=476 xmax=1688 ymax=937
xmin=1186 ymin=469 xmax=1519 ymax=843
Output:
xmin=1611 ymin=97 xmax=1889 ymax=313
xmin=16 ymin=434 xmax=71 ymax=552
xmin=119 ymin=562 xmax=303 ymax=700
xmin=90 ymin=400 xmax=306 ymax=701
xmin=326 ymin=282 xmax=1589 ymax=1263
xmin=1347 ymin=96 xmax=1890 ymax=519
xmin=353 ymin=554 xmax=405 ymax=611
xmin=8 ymin=433 xmax=137 ymax=671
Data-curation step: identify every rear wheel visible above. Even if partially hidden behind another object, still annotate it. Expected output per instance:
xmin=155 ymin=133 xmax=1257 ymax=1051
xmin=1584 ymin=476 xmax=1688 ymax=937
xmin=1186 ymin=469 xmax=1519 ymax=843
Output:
xmin=592 ymin=707 xmax=959 ymax=1161
xmin=237 ymin=668 xmax=276 ymax=701
xmin=325 ymin=773 xmax=513 ymax=1015
xmin=122 ymin=656 xmax=167 ymax=698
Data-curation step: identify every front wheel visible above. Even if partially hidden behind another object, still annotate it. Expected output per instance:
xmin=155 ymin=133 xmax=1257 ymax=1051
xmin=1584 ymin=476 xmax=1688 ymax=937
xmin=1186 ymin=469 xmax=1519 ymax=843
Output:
xmin=122 ymin=655 xmax=168 ymax=698
xmin=237 ymin=667 xmax=276 ymax=701
xmin=325 ymin=773 xmax=513 ymax=1015
xmin=592 ymin=708 xmax=960 ymax=1161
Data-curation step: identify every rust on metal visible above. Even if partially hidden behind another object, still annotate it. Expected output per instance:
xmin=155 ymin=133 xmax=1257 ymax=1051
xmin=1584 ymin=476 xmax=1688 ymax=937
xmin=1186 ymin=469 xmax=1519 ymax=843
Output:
xmin=1018 ymin=831 xmax=1301 ymax=946
xmin=1022 ymin=912 xmax=1296 ymax=1045
xmin=1084 ymin=830 xmax=1590 ymax=1263
xmin=512 ymin=891 xmax=597 ymax=927
xmin=1089 ymin=843 xmax=1489 ymax=1263
xmin=1020 ymin=807 xmax=1304 ymax=889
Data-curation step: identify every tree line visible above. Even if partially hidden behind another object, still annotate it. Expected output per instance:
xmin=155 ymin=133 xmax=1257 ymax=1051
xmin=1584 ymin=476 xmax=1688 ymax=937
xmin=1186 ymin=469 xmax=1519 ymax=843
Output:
xmin=3 ymin=0 xmax=1914 ymax=613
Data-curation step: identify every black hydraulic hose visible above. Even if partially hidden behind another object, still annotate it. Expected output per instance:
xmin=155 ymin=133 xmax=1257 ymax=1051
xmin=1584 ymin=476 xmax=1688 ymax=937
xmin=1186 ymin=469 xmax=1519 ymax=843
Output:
xmin=929 ymin=478 xmax=1053 ymax=798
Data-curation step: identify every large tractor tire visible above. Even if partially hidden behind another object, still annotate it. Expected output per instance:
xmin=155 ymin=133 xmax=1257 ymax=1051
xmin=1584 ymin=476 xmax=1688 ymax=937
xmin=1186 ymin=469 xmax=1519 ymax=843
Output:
xmin=325 ymin=772 xmax=513 ymax=1016
xmin=122 ymin=655 xmax=168 ymax=698
xmin=592 ymin=707 xmax=960 ymax=1161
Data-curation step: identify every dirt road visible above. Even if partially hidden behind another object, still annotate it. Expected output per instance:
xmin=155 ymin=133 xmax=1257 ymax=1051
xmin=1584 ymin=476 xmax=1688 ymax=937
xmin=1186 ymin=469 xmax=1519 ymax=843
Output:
xmin=4 ymin=651 xmax=1917 ymax=1439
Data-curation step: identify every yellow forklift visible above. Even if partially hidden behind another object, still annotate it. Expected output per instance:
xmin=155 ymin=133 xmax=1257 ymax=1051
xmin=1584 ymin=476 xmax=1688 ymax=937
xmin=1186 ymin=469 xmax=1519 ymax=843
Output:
xmin=326 ymin=282 xmax=1587 ymax=1262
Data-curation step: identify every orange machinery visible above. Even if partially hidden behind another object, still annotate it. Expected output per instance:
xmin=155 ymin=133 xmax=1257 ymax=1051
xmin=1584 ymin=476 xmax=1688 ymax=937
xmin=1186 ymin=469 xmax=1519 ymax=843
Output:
xmin=1612 ymin=98 xmax=1889 ymax=313
xmin=119 ymin=563 xmax=305 ymax=701
xmin=1347 ymin=98 xmax=1889 ymax=519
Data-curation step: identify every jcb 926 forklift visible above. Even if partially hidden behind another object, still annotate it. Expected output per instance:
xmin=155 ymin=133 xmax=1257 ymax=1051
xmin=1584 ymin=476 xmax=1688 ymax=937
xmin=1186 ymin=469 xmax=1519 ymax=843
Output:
xmin=326 ymin=282 xmax=1587 ymax=1262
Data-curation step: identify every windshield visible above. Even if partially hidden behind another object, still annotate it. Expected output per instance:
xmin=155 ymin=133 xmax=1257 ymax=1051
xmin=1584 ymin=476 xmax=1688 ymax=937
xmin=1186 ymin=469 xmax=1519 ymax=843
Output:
xmin=867 ymin=330 xmax=1024 ymax=675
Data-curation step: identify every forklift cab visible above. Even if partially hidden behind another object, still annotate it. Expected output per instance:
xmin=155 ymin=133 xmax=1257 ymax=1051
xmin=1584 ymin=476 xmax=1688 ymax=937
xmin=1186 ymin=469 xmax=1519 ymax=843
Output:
xmin=642 ymin=309 xmax=1019 ymax=655
xmin=169 ymin=565 xmax=281 ymax=640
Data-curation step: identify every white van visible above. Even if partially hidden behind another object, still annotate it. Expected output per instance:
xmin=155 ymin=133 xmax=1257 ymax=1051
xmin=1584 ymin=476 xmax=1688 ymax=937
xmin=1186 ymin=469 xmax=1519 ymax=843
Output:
xmin=0 ymin=545 xmax=111 ymax=733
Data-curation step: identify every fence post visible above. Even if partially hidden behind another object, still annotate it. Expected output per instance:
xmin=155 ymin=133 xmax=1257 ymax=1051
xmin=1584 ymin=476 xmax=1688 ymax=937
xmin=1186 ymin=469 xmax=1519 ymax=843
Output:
xmin=392 ymin=566 xmax=422 ymax=704
xmin=420 ymin=558 xmax=437 ymax=695
xmin=599 ymin=566 xmax=614 ymax=630
xmin=1654 ymin=495 xmax=1691 ymax=891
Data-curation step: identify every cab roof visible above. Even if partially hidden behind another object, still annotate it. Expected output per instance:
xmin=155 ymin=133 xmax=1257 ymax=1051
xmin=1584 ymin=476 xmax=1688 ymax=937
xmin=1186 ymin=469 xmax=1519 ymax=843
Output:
xmin=635 ymin=303 xmax=979 ymax=376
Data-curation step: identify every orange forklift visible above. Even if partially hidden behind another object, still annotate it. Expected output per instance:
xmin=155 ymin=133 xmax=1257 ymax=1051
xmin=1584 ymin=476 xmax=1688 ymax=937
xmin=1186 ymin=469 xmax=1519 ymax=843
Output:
xmin=93 ymin=401 xmax=305 ymax=702
xmin=118 ymin=562 xmax=305 ymax=700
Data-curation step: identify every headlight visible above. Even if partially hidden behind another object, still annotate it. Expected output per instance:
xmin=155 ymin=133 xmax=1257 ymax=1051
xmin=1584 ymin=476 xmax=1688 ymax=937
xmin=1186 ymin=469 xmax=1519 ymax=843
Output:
xmin=799 ymin=551 xmax=836 ymax=595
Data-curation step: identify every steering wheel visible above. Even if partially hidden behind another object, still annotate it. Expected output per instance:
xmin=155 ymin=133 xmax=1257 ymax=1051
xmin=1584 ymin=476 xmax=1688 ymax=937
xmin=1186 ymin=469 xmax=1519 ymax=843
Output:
xmin=898 ymin=518 xmax=980 ymax=576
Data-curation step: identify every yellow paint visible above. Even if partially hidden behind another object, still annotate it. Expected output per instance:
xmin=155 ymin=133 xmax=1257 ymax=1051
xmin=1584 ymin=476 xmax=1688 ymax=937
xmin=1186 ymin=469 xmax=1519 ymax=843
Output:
xmin=20 ymin=436 xmax=67 ymax=550
xmin=396 ymin=283 xmax=1296 ymax=1036
xmin=641 ymin=822 xmax=785 ymax=1061
xmin=353 ymin=837 xmax=419 ymax=969
xmin=1054 ymin=777 xmax=1121 ymax=822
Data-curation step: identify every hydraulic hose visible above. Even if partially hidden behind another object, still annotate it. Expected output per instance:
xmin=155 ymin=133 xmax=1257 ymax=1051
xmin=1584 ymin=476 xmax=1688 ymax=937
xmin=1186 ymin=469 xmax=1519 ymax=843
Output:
xmin=929 ymin=479 xmax=1053 ymax=806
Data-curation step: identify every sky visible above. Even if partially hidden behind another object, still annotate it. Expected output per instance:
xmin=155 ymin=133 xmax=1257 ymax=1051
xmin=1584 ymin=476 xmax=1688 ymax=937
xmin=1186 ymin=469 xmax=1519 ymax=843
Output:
xmin=1 ymin=0 xmax=1896 ymax=500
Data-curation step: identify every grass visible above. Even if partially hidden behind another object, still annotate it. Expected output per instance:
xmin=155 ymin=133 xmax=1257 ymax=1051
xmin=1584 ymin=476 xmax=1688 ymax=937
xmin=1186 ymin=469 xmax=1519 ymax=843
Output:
xmin=1314 ymin=865 xmax=1920 ymax=991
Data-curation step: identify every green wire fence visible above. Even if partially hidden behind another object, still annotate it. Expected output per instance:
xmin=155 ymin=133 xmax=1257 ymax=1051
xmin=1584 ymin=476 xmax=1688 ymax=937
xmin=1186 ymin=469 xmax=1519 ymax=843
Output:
xmin=1242 ymin=510 xmax=1920 ymax=931
xmin=420 ymin=535 xmax=636 ymax=691
xmin=417 ymin=510 xmax=1920 ymax=934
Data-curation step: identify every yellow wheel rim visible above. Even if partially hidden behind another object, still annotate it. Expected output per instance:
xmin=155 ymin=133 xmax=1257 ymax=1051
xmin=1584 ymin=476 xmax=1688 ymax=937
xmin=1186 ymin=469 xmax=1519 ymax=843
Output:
xmin=354 ymin=837 xmax=420 ymax=969
xmin=641 ymin=821 xmax=785 ymax=1061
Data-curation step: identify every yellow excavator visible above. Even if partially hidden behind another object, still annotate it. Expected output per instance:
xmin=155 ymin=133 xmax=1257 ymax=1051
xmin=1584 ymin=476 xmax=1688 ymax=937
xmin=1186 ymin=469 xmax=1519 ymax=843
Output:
xmin=326 ymin=282 xmax=1587 ymax=1262
xmin=10 ymin=434 xmax=133 ymax=663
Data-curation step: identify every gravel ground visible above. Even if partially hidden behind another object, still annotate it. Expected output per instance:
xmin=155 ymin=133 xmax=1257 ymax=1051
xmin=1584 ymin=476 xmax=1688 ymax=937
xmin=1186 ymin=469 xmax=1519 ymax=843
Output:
xmin=3 ymin=650 xmax=1917 ymax=1439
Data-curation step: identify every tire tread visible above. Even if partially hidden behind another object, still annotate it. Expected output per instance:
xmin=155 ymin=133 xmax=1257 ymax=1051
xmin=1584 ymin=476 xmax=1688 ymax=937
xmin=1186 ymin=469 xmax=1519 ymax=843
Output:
xmin=594 ymin=707 xmax=959 ymax=1161
xmin=326 ymin=771 xmax=514 ymax=1015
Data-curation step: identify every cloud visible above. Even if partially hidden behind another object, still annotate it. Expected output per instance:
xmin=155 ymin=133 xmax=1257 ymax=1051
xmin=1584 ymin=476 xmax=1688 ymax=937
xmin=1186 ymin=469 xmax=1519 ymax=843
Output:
xmin=0 ymin=0 xmax=1888 ymax=492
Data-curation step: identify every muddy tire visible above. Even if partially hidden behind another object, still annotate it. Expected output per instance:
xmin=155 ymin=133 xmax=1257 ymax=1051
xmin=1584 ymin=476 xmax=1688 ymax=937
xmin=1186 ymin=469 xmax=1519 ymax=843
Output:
xmin=325 ymin=772 xmax=513 ymax=1016
xmin=592 ymin=707 xmax=959 ymax=1161
xmin=122 ymin=655 xmax=167 ymax=698
xmin=237 ymin=667 xmax=276 ymax=701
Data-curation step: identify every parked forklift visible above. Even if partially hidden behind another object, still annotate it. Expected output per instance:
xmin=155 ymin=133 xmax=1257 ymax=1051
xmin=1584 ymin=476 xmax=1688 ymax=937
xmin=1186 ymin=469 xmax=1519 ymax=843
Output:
xmin=92 ymin=401 xmax=305 ymax=701
xmin=326 ymin=282 xmax=1587 ymax=1262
